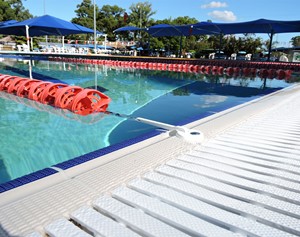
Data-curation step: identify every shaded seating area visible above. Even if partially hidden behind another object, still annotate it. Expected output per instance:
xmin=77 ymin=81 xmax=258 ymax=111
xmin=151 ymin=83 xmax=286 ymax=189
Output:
xmin=0 ymin=15 xmax=102 ymax=52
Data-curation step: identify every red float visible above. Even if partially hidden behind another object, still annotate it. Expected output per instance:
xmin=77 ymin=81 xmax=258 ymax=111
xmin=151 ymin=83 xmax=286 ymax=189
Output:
xmin=218 ymin=66 xmax=224 ymax=74
xmin=40 ymin=83 xmax=68 ymax=105
xmin=267 ymin=69 xmax=277 ymax=79
xmin=7 ymin=77 xmax=28 ymax=94
xmin=226 ymin=67 xmax=234 ymax=76
xmin=205 ymin=66 xmax=212 ymax=74
xmin=258 ymin=69 xmax=269 ymax=78
xmin=16 ymin=79 xmax=40 ymax=97
xmin=54 ymin=86 xmax=83 ymax=109
xmin=233 ymin=67 xmax=240 ymax=74
xmin=28 ymin=81 xmax=52 ymax=101
xmin=0 ymin=75 xmax=12 ymax=85
xmin=0 ymin=76 xmax=18 ymax=91
xmin=199 ymin=65 xmax=206 ymax=73
xmin=277 ymin=69 xmax=286 ymax=80
xmin=242 ymin=68 xmax=251 ymax=76
xmin=71 ymin=89 xmax=111 ymax=115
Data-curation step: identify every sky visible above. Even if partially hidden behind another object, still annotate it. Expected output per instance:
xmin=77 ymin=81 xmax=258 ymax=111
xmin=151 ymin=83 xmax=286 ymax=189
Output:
xmin=22 ymin=0 xmax=300 ymax=47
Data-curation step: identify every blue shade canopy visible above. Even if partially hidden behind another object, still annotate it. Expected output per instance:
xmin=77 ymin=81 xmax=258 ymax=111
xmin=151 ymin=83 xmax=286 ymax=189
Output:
xmin=146 ymin=24 xmax=191 ymax=37
xmin=0 ymin=20 xmax=18 ymax=27
xmin=190 ymin=19 xmax=300 ymax=35
xmin=114 ymin=26 xmax=141 ymax=32
xmin=0 ymin=15 xmax=101 ymax=36
xmin=188 ymin=22 xmax=223 ymax=35
xmin=115 ymin=19 xmax=300 ymax=37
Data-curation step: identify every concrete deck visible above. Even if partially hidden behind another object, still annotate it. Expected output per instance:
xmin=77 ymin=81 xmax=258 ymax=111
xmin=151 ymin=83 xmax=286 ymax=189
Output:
xmin=1 ymin=83 xmax=300 ymax=236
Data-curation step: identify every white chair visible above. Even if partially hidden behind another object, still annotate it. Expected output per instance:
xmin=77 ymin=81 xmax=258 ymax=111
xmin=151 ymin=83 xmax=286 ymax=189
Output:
xmin=209 ymin=53 xmax=215 ymax=59
xmin=22 ymin=44 xmax=30 ymax=52
xmin=279 ymin=55 xmax=288 ymax=62
xmin=78 ymin=47 xmax=85 ymax=54
xmin=17 ymin=45 xmax=23 ymax=51
xmin=68 ymin=47 xmax=77 ymax=54
xmin=245 ymin=54 xmax=252 ymax=60
xmin=230 ymin=53 xmax=237 ymax=60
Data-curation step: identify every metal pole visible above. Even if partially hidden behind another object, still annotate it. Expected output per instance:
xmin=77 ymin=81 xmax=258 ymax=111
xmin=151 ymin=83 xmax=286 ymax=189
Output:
xmin=139 ymin=5 xmax=142 ymax=30
xmin=93 ymin=0 xmax=97 ymax=53
xmin=138 ymin=5 xmax=141 ymax=39
xmin=62 ymin=36 xmax=65 ymax=52
xmin=44 ymin=0 xmax=48 ymax=49
xmin=179 ymin=35 xmax=182 ymax=58
xmin=267 ymin=31 xmax=274 ymax=61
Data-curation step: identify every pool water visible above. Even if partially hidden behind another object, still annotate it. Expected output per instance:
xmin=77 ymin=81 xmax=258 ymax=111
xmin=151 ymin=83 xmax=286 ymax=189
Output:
xmin=0 ymin=58 xmax=294 ymax=184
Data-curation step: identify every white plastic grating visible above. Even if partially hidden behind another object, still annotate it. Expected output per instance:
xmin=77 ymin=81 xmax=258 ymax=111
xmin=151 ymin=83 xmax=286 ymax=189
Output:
xmin=93 ymin=195 xmax=189 ymax=237
xmin=111 ymin=186 xmax=242 ymax=237
xmin=70 ymin=206 xmax=140 ymax=237
xmin=24 ymin=232 xmax=43 ymax=237
xmin=128 ymin=178 xmax=294 ymax=237
xmin=44 ymin=218 xmax=92 ymax=237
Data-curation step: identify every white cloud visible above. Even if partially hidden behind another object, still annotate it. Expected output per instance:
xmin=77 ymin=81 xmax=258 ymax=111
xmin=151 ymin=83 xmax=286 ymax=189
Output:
xmin=208 ymin=10 xmax=237 ymax=21
xmin=201 ymin=1 xmax=228 ymax=9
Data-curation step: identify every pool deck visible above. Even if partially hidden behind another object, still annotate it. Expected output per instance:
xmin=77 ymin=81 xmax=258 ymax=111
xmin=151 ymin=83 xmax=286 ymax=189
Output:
xmin=1 ymin=82 xmax=300 ymax=236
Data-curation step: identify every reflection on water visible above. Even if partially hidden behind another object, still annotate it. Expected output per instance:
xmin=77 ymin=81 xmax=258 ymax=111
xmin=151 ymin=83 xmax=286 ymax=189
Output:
xmin=0 ymin=58 xmax=298 ymax=184
xmin=0 ymin=59 xmax=190 ymax=183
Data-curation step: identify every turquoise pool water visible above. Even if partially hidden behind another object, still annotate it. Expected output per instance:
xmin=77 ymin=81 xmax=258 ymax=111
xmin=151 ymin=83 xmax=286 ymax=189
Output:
xmin=0 ymin=57 xmax=294 ymax=184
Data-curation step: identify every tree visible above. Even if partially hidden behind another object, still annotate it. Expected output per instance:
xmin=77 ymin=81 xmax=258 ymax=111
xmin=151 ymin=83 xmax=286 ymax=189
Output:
xmin=172 ymin=16 xmax=198 ymax=25
xmin=290 ymin=36 xmax=300 ymax=47
xmin=0 ymin=0 xmax=31 ymax=21
xmin=72 ymin=0 xmax=95 ymax=29
xmin=0 ymin=0 xmax=32 ymax=46
xmin=128 ymin=2 xmax=156 ymax=32
xmin=98 ymin=5 xmax=126 ymax=41
xmin=71 ymin=0 xmax=97 ymax=42
xmin=243 ymin=36 xmax=263 ymax=54
xmin=148 ymin=16 xmax=198 ymax=57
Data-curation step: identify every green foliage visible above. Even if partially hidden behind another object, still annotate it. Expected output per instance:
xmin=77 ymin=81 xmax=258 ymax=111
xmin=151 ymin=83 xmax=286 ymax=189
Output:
xmin=0 ymin=0 xmax=32 ymax=21
xmin=71 ymin=0 xmax=95 ymax=41
xmin=128 ymin=1 xmax=156 ymax=28
xmin=73 ymin=0 xmax=95 ymax=27
xmin=290 ymin=36 xmax=300 ymax=47
xmin=98 ymin=5 xmax=126 ymax=40
xmin=146 ymin=16 xmax=199 ymax=56
xmin=0 ymin=0 xmax=32 ymax=45
xmin=172 ymin=16 xmax=198 ymax=25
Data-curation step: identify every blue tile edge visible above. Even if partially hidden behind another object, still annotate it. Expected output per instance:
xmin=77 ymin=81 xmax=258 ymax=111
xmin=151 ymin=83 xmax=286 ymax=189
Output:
xmin=54 ymin=129 xmax=161 ymax=170
xmin=0 ymin=168 xmax=58 ymax=193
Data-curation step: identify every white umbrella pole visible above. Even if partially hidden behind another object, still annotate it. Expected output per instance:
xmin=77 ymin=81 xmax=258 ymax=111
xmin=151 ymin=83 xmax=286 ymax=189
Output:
xmin=62 ymin=36 xmax=65 ymax=53
xmin=94 ymin=66 xmax=97 ymax=89
xmin=25 ymin=25 xmax=30 ymax=51
xmin=45 ymin=35 xmax=48 ymax=49
xmin=29 ymin=59 xmax=32 ymax=79
xmin=93 ymin=0 xmax=97 ymax=53
xmin=30 ymin=37 xmax=33 ymax=51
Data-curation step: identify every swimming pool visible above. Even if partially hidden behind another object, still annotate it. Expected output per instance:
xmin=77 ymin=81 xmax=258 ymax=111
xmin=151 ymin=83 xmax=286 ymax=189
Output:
xmin=0 ymin=57 xmax=295 ymax=185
